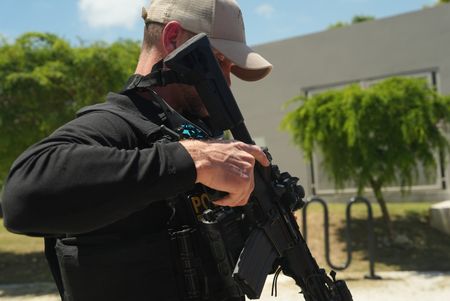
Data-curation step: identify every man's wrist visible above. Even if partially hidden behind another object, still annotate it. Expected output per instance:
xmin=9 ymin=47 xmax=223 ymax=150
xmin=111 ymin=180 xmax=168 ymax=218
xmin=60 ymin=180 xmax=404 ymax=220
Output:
xmin=178 ymin=140 xmax=209 ymax=184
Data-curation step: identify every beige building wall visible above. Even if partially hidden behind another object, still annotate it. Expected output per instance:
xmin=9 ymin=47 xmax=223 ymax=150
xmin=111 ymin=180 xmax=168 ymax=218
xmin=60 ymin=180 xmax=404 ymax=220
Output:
xmin=231 ymin=5 xmax=450 ymax=201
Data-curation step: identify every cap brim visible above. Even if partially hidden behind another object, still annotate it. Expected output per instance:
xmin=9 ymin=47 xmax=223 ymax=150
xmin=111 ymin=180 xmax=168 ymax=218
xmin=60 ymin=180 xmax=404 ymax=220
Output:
xmin=209 ymin=39 xmax=272 ymax=81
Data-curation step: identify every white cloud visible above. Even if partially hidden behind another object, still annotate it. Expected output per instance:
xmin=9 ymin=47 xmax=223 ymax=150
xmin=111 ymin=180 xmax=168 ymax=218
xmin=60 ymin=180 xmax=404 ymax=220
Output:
xmin=78 ymin=0 xmax=147 ymax=29
xmin=256 ymin=4 xmax=275 ymax=18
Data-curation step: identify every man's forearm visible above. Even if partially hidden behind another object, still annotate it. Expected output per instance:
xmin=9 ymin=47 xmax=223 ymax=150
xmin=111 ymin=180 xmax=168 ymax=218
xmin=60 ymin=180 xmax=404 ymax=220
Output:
xmin=2 ymin=140 xmax=196 ymax=235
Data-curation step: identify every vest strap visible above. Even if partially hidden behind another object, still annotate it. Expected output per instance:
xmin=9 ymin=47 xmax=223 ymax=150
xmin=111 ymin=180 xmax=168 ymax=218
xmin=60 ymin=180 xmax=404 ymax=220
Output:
xmin=122 ymin=59 xmax=193 ymax=93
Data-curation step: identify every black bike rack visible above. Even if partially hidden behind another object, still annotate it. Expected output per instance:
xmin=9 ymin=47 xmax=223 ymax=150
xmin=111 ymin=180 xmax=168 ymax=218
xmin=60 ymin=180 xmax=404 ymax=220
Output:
xmin=301 ymin=196 xmax=381 ymax=279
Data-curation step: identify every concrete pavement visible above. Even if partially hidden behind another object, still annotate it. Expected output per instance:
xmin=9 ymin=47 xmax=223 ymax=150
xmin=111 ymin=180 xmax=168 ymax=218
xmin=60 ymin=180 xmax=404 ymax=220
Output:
xmin=1 ymin=271 xmax=449 ymax=300
xmin=259 ymin=271 xmax=450 ymax=301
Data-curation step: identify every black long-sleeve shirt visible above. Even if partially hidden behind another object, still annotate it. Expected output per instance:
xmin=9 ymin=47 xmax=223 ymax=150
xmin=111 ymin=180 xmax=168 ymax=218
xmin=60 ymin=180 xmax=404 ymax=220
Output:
xmin=2 ymin=91 xmax=197 ymax=236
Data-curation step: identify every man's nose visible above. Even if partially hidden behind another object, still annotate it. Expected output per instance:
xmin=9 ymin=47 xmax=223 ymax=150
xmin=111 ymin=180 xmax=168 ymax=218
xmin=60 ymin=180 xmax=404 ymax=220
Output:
xmin=214 ymin=51 xmax=233 ymax=87
xmin=220 ymin=61 xmax=233 ymax=87
xmin=224 ymin=69 xmax=231 ymax=87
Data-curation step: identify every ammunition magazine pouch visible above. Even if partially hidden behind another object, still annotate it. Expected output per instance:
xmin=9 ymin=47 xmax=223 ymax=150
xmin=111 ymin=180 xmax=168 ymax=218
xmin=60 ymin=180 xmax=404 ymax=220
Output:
xmin=169 ymin=226 xmax=244 ymax=301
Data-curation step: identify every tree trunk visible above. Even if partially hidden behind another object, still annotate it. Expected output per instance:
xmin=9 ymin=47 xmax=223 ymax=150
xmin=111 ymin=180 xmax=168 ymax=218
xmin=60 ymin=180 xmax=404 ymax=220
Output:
xmin=369 ymin=178 xmax=394 ymax=242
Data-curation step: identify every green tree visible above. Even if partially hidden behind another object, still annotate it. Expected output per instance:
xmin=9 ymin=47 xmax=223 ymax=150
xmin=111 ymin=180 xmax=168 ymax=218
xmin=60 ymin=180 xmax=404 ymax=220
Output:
xmin=328 ymin=15 xmax=375 ymax=29
xmin=281 ymin=77 xmax=450 ymax=239
xmin=351 ymin=15 xmax=375 ymax=23
xmin=328 ymin=21 xmax=348 ymax=29
xmin=0 ymin=32 xmax=140 ymax=184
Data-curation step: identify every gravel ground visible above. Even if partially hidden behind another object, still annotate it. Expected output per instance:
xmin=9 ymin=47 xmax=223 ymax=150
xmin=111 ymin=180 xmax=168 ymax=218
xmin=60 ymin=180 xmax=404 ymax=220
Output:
xmin=259 ymin=271 xmax=450 ymax=301
xmin=1 ymin=271 xmax=449 ymax=301
xmin=0 ymin=283 xmax=58 ymax=301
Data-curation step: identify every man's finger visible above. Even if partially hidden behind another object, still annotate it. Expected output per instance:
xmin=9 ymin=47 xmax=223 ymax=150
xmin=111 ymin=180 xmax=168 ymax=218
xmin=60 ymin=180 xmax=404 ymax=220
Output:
xmin=240 ymin=144 xmax=270 ymax=167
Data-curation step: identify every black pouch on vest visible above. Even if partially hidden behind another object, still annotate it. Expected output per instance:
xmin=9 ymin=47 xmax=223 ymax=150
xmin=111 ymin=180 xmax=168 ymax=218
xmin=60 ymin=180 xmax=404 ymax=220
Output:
xmin=55 ymin=234 xmax=179 ymax=301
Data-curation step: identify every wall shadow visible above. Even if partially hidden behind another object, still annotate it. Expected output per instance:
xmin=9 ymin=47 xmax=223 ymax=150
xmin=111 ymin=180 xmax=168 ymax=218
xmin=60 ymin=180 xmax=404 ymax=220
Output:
xmin=336 ymin=210 xmax=450 ymax=271
xmin=0 ymin=282 xmax=57 ymax=298
xmin=0 ymin=251 xmax=57 ymax=297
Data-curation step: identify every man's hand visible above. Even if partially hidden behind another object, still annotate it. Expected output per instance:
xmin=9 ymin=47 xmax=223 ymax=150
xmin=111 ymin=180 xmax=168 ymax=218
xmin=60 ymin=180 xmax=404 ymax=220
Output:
xmin=180 ymin=140 xmax=270 ymax=207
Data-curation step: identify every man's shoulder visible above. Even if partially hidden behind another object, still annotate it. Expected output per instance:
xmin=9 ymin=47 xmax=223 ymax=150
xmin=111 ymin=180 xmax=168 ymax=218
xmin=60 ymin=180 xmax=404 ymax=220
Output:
xmin=76 ymin=92 xmax=163 ymax=133
xmin=77 ymin=92 xmax=139 ymax=118
xmin=48 ymin=92 xmax=164 ymax=148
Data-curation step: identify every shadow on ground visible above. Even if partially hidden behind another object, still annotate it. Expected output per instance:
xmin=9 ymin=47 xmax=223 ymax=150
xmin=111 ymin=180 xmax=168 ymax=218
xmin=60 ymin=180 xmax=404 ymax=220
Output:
xmin=0 ymin=251 xmax=57 ymax=297
xmin=0 ymin=251 xmax=53 ymax=284
xmin=336 ymin=210 xmax=450 ymax=271
xmin=0 ymin=282 xmax=57 ymax=298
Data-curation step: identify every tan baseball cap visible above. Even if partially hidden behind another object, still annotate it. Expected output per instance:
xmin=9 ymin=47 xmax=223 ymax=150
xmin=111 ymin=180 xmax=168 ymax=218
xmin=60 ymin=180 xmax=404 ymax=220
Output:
xmin=142 ymin=0 xmax=272 ymax=81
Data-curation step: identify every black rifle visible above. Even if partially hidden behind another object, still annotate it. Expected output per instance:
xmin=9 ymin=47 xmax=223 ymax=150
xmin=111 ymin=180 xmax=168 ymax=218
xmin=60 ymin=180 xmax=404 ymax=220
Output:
xmin=164 ymin=33 xmax=353 ymax=301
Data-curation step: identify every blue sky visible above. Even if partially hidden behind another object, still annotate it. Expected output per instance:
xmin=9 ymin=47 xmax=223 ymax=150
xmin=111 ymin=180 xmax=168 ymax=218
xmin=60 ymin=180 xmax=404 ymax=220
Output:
xmin=0 ymin=0 xmax=438 ymax=46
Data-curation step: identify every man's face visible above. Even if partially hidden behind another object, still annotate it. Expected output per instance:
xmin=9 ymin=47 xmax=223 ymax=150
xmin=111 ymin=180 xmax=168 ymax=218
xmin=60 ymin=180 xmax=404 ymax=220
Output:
xmin=177 ymin=50 xmax=234 ymax=118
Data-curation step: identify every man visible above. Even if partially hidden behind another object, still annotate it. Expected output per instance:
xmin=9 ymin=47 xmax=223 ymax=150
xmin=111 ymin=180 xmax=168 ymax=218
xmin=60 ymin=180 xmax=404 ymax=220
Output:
xmin=2 ymin=0 xmax=272 ymax=300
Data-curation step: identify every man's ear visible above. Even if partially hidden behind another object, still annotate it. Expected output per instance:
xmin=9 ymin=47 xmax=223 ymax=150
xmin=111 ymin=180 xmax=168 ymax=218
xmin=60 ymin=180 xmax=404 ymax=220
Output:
xmin=161 ymin=21 xmax=183 ymax=54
